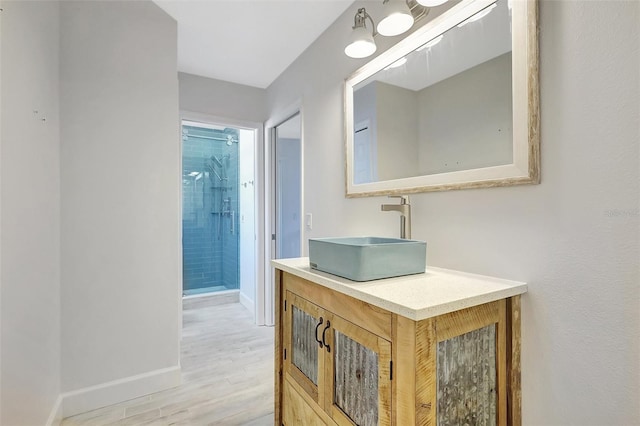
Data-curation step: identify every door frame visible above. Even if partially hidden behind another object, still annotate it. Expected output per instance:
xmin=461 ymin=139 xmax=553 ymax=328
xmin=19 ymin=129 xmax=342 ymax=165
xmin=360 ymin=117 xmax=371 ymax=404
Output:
xmin=179 ymin=110 xmax=265 ymax=324
xmin=264 ymin=100 xmax=304 ymax=326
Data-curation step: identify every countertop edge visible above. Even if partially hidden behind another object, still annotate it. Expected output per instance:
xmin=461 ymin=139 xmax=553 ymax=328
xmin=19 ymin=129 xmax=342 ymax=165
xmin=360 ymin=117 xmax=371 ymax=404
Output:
xmin=272 ymin=257 xmax=528 ymax=321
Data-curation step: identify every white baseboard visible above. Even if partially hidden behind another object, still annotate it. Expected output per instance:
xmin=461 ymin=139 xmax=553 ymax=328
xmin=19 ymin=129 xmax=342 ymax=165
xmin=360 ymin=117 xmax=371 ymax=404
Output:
xmin=45 ymin=395 xmax=64 ymax=426
xmin=61 ymin=365 xmax=181 ymax=418
xmin=239 ymin=292 xmax=254 ymax=315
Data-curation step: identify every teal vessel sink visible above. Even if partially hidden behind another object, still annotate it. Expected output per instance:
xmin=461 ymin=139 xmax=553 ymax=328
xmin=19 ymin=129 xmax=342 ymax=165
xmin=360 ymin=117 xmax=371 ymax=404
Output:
xmin=308 ymin=237 xmax=426 ymax=282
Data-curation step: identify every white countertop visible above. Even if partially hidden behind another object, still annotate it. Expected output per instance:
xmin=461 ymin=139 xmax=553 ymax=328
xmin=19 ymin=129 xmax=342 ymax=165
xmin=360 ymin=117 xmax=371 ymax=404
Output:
xmin=272 ymin=257 xmax=527 ymax=321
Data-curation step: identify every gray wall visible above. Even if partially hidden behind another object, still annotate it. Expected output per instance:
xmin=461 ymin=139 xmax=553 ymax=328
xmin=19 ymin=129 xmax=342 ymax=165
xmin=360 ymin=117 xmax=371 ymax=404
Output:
xmin=376 ymin=82 xmax=419 ymax=180
xmin=0 ymin=2 xmax=61 ymax=424
xmin=353 ymin=82 xmax=378 ymax=183
xmin=2 ymin=1 xmax=182 ymax=418
xmin=60 ymin=1 xmax=181 ymax=392
xmin=267 ymin=1 xmax=639 ymax=423
xmin=179 ymin=72 xmax=267 ymax=123
xmin=419 ymin=52 xmax=512 ymax=174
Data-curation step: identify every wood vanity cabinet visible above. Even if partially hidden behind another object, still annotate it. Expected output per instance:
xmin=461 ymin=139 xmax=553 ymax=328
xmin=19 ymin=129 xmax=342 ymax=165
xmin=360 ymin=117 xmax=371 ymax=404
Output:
xmin=274 ymin=269 xmax=522 ymax=426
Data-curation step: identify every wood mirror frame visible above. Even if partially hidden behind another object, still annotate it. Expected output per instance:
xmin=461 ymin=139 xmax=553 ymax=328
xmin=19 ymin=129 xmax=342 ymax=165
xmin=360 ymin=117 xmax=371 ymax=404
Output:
xmin=344 ymin=0 xmax=539 ymax=197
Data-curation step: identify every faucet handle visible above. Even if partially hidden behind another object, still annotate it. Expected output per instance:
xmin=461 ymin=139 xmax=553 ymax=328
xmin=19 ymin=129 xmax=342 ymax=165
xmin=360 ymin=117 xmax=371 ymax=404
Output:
xmin=388 ymin=195 xmax=410 ymax=204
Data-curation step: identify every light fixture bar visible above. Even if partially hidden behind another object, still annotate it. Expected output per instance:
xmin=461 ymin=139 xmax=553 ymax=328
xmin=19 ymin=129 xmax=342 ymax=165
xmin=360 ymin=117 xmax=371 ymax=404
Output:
xmin=344 ymin=0 xmax=433 ymax=59
xmin=407 ymin=0 xmax=430 ymax=22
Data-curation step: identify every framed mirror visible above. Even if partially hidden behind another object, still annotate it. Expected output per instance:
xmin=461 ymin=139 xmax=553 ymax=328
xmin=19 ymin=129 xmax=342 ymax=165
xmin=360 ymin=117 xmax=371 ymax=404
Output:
xmin=345 ymin=0 xmax=539 ymax=197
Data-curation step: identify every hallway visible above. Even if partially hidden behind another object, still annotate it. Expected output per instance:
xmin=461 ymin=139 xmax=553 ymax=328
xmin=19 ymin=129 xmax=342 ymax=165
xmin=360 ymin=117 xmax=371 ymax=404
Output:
xmin=62 ymin=302 xmax=274 ymax=425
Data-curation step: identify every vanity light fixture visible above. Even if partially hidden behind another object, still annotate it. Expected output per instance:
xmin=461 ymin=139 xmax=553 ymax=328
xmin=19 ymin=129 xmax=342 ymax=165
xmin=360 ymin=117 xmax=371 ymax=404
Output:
xmin=377 ymin=0 xmax=415 ymax=36
xmin=345 ymin=0 xmax=429 ymax=59
xmin=457 ymin=3 xmax=497 ymax=27
xmin=344 ymin=8 xmax=378 ymax=59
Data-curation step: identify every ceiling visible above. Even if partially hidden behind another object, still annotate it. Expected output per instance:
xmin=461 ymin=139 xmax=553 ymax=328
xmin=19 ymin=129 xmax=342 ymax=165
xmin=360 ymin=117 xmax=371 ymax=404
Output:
xmin=366 ymin=0 xmax=511 ymax=92
xmin=154 ymin=0 xmax=355 ymax=89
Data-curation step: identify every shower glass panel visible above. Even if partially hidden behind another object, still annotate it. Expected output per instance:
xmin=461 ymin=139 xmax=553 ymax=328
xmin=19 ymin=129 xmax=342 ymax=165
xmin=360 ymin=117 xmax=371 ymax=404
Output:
xmin=182 ymin=122 xmax=240 ymax=296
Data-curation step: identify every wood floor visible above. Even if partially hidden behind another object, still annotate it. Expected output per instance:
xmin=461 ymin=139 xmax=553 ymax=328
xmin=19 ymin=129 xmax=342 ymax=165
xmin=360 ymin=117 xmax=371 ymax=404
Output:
xmin=62 ymin=301 xmax=275 ymax=425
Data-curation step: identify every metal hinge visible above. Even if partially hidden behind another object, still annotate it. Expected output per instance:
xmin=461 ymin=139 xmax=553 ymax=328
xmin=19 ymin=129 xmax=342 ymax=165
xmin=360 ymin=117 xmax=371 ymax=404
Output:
xmin=284 ymin=300 xmax=287 ymax=311
xmin=272 ymin=233 xmax=276 ymax=241
xmin=284 ymin=348 xmax=287 ymax=360
xmin=390 ymin=361 xmax=393 ymax=380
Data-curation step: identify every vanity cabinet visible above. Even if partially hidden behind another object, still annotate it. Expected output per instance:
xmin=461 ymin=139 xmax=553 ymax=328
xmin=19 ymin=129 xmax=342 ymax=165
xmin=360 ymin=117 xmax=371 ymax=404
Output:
xmin=281 ymin=275 xmax=392 ymax=426
xmin=274 ymin=260 xmax=526 ymax=426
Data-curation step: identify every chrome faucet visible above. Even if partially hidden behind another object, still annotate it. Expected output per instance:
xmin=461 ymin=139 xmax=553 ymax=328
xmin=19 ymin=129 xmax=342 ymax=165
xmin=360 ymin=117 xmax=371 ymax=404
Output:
xmin=381 ymin=195 xmax=411 ymax=239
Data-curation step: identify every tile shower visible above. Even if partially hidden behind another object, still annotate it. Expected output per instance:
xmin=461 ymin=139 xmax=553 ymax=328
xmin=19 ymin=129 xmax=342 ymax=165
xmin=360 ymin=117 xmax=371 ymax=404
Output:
xmin=182 ymin=123 xmax=240 ymax=296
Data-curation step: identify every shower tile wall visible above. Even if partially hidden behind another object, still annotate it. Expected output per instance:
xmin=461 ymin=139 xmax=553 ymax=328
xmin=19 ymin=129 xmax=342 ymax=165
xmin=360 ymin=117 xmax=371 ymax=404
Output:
xmin=182 ymin=125 xmax=239 ymax=294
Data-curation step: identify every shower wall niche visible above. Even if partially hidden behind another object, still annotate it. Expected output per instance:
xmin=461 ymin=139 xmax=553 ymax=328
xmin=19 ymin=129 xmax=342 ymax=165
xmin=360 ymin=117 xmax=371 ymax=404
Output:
xmin=182 ymin=123 xmax=240 ymax=296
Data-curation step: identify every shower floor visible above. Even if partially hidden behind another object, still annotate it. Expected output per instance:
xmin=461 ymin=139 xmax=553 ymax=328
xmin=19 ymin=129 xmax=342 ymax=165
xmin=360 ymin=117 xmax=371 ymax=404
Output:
xmin=183 ymin=285 xmax=228 ymax=296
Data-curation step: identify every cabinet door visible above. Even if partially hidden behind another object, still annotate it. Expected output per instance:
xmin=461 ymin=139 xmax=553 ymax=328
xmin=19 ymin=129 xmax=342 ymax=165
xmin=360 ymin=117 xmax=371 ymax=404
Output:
xmin=434 ymin=300 xmax=507 ymax=426
xmin=325 ymin=314 xmax=392 ymax=426
xmin=284 ymin=291 xmax=326 ymax=407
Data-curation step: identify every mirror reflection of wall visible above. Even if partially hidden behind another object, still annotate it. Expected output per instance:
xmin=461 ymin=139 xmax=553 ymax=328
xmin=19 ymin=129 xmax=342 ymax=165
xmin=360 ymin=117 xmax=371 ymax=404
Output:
xmin=274 ymin=113 xmax=302 ymax=259
xmin=419 ymin=51 xmax=512 ymax=174
xmin=354 ymin=82 xmax=420 ymax=182
xmin=353 ymin=120 xmax=376 ymax=184
xmin=353 ymin=83 xmax=377 ymax=184
xmin=352 ymin=0 xmax=513 ymax=184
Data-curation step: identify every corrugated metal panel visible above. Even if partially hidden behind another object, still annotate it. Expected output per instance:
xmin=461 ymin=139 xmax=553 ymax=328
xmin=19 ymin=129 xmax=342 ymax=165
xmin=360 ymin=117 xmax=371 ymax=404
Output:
xmin=437 ymin=324 xmax=497 ymax=425
xmin=292 ymin=305 xmax=319 ymax=385
xmin=334 ymin=331 xmax=379 ymax=425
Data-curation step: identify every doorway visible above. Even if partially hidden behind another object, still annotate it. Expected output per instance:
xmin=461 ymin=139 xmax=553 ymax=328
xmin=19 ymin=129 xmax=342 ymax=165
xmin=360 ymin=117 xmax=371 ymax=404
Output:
xmin=263 ymin=110 xmax=303 ymax=325
xmin=181 ymin=117 xmax=259 ymax=316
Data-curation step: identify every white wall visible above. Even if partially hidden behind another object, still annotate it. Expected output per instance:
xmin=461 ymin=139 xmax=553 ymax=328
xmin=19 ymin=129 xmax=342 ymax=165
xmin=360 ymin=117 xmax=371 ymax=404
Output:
xmin=0 ymin=1 xmax=62 ymax=424
xmin=179 ymin=72 xmax=267 ymax=123
xmin=267 ymin=0 xmax=640 ymax=423
xmin=59 ymin=0 xmax=181 ymax=401
xmin=239 ymin=128 xmax=256 ymax=311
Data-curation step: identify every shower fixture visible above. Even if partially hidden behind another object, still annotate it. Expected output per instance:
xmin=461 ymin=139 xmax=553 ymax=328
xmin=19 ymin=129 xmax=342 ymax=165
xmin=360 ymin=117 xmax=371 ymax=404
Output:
xmin=211 ymin=155 xmax=223 ymax=168
xmin=184 ymin=132 xmax=238 ymax=144
xmin=208 ymin=155 xmax=229 ymax=183
xmin=205 ymin=163 xmax=219 ymax=182
xmin=207 ymin=154 xmax=233 ymax=239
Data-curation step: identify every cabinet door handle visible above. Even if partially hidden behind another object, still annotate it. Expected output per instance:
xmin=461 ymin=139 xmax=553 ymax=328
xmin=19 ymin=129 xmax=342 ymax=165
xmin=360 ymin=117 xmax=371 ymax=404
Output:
xmin=315 ymin=317 xmax=324 ymax=348
xmin=322 ymin=320 xmax=331 ymax=353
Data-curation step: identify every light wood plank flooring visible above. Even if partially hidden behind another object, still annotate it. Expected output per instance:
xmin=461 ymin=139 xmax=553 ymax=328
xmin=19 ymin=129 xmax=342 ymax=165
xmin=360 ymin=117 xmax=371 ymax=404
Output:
xmin=62 ymin=301 xmax=274 ymax=425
